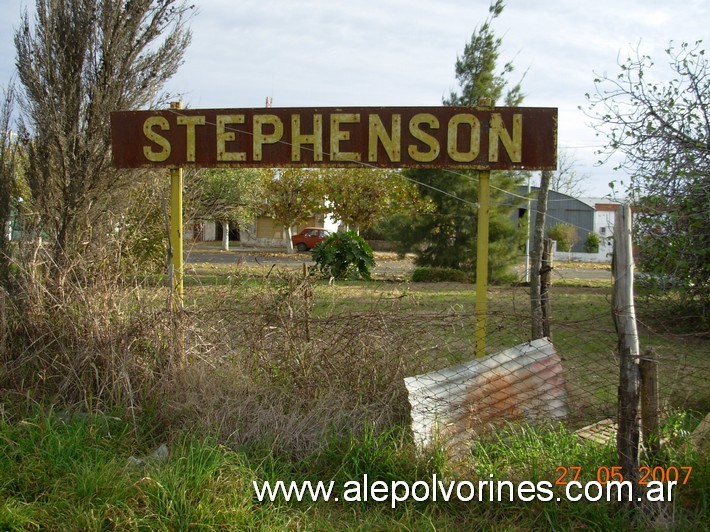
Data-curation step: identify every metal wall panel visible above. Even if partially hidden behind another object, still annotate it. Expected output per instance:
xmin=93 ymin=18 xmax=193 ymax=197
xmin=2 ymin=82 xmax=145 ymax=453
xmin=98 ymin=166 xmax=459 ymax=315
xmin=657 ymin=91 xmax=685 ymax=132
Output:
xmin=405 ymin=338 xmax=567 ymax=454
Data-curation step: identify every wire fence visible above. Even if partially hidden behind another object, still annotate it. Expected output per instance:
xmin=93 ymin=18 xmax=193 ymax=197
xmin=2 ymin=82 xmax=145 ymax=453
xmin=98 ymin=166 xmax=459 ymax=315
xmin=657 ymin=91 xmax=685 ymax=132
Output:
xmin=1 ymin=238 xmax=706 ymax=459
xmin=168 ymin=269 xmax=709 ymax=457
xmin=402 ymin=304 xmax=708 ymax=455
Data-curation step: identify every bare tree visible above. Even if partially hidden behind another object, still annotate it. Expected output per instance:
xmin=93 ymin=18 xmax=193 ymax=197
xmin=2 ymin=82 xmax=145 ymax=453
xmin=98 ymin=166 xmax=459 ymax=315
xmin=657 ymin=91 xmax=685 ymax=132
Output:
xmin=14 ymin=0 xmax=192 ymax=271
xmin=550 ymin=148 xmax=588 ymax=197
xmin=586 ymin=40 xmax=709 ymax=309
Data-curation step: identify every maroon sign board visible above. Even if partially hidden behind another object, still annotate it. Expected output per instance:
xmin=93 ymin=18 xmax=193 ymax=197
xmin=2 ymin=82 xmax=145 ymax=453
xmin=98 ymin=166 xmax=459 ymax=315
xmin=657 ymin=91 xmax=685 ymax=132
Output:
xmin=111 ymin=106 xmax=557 ymax=171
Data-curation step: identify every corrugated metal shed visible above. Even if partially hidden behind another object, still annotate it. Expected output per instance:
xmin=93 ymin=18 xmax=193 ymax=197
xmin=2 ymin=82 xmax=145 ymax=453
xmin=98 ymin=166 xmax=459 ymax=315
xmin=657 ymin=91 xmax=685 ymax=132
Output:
xmin=405 ymin=338 xmax=568 ymax=454
xmin=513 ymin=187 xmax=595 ymax=253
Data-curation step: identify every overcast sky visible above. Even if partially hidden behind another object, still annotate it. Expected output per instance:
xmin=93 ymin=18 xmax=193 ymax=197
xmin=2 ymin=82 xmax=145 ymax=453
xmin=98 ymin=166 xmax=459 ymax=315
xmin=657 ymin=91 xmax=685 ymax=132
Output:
xmin=1 ymin=0 xmax=708 ymax=196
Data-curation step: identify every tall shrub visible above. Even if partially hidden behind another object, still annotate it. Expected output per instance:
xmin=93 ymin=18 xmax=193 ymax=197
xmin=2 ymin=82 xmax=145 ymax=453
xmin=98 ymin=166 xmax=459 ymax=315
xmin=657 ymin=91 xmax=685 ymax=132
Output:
xmin=548 ymin=223 xmax=578 ymax=252
xmin=312 ymin=232 xmax=375 ymax=280
xmin=14 ymin=0 xmax=192 ymax=272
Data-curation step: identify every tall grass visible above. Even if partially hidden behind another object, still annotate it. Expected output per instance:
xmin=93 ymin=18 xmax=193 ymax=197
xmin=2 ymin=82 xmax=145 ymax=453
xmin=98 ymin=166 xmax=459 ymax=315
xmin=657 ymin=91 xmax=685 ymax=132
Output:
xmin=0 ymin=265 xmax=181 ymax=416
xmin=2 ymin=264 xmax=450 ymax=457
xmin=161 ymin=271 xmax=445 ymax=457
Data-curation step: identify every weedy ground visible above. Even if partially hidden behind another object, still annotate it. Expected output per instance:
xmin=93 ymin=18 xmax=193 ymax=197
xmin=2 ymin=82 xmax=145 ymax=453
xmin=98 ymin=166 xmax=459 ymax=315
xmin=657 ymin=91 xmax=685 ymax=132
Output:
xmin=0 ymin=256 xmax=707 ymax=529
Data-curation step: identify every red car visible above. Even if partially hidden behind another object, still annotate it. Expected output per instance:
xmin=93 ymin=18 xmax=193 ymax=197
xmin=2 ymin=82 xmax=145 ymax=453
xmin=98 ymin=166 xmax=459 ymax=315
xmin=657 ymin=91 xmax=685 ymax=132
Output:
xmin=291 ymin=227 xmax=331 ymax=252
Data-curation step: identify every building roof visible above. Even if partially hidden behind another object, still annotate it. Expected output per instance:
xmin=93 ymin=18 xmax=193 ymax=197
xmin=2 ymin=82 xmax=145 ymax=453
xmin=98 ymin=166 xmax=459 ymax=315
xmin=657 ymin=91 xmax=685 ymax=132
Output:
xmin=578 ymin=197 xmax=623 ymax=209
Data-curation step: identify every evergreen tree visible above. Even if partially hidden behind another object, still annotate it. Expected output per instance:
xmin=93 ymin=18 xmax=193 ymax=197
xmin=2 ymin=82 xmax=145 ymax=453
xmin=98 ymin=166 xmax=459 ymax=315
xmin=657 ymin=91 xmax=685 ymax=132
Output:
xmin=14 ymin=0 xmax=192 ymax=271
xmin=390 ymin=0 xmax=526 ymax=282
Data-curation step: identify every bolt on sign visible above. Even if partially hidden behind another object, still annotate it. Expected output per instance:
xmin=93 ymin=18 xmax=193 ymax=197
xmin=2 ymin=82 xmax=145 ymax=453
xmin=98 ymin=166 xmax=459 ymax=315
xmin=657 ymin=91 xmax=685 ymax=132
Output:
xmin=110 ymin=106 xmax=557 ymax=170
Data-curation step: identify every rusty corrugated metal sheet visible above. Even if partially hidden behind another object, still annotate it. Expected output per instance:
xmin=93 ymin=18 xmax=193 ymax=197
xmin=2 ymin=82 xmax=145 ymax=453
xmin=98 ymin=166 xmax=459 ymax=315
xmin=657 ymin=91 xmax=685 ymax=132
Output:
xmin=405 ymin=338 xmax=567 ymax=452
xmin=111 ymin=106 xmax=557 ymax=170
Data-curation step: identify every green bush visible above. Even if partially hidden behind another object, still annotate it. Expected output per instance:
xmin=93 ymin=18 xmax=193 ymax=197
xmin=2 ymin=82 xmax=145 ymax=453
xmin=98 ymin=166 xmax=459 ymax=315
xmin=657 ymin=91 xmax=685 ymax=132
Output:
xmin=312 ymin=231 xmax=375 ymax=280
xmin=584 ymin=232 xmax=601 ymax=253
xmin=547 ymin=223 xmax=578 ymax=252
xmin=411 ymin=267 xmax=469 ymax=283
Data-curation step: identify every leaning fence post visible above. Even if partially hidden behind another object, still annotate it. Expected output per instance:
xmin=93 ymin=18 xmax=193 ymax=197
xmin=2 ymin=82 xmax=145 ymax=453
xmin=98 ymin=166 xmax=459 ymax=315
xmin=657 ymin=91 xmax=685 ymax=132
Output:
xmin=612 ymin=204 xmax=641 ymax=500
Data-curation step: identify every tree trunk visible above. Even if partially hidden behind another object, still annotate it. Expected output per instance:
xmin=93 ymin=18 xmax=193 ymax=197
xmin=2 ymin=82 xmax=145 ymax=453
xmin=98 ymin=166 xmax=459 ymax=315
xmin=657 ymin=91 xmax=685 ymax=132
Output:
xmin=221 ymin=220 xmax=229 ymax=251
xmin=286 ymin=226 xmax=294 ymax=254
xmin=531 ymin=170 xmax=552 ymax=339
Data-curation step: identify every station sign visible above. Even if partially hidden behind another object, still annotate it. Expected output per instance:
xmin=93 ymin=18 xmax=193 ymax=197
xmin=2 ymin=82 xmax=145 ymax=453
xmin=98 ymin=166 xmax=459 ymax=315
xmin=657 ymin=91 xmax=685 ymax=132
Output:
xmin=111 ymin=106 xmax=557 ymax=170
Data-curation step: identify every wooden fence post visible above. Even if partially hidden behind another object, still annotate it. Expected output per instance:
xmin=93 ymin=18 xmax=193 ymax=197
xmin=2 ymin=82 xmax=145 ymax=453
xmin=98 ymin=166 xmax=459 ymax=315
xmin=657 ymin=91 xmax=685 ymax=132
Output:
xmin=530 ymin=170 xmax=552 ymax=340
xmin=612 ymin=204 xmax=641 ymax=500
xmin=541 ymin=238 xmax=553 ymax=340
xmin=640 ymin=347 xmax=660 ymax=456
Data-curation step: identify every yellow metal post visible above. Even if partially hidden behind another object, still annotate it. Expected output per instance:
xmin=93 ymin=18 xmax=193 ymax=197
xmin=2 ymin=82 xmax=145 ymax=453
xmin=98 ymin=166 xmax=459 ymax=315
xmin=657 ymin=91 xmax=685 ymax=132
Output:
xmin=170 ymin=166 xmax=184 ymax=309
xmin=170 ymin=101 xmax=184 ymax=310
xmin=475 ymin=169 xmax=490 ymax=357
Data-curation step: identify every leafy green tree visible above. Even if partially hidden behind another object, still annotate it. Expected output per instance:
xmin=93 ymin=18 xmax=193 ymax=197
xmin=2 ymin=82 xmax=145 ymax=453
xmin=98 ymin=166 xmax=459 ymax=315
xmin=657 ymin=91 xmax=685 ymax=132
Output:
xmin=14 ymin=0 xmax=192 ymax=273
xmin=325 ymin=168 xmax=419 ymax=234
xmin=389 ymin=0 xmax=526 ymax=282
xmin=262 ymin=169 xmax=326 ymax=253
xmin=547 ymin=223 xmax=577 ymax=252
xmin=584 ymin=232 xmax=601 ymax=253
xmin=586 ymin=40 xmax=709 ymax=311
xmin=191 ymin=168 xmax=263 ymax=251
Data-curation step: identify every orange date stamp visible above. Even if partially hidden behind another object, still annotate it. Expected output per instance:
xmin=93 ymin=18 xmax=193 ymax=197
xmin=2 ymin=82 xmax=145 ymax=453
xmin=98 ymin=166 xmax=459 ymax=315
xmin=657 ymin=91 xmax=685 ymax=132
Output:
xmin=555 ymin=465 xmax=692 ymax=485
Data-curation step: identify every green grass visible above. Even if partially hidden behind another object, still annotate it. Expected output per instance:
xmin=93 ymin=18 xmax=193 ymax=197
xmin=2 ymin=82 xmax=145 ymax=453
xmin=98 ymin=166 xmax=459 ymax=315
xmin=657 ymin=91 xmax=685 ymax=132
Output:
xmin=0 ymin=408 xmax=706 ymax=529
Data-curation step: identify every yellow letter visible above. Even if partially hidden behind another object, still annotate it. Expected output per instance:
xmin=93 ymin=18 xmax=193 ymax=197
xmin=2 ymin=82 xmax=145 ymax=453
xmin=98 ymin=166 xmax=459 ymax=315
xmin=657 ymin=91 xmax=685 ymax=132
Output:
xmin=216 ymin=114 xmax=246 ymax=162
xmin=143 ymin=116 xmax=171 ymax=162
xmin=489 ymin=113 xmax=522 ymax=163
xmin=408 ymin=113 xmax=440 ymax=162
xmin=330 ymin=113 xmax=361 ymax=162
xmin=253 ymin=114 xmax=284 ymax=161
xmin=447 ymin=114 xmax=480 ymax=162
xmin=176 ymin=115 xmax=206 ymax=162
xmin=291 ymin=114 xmax=323 ymax=162
xmin=368 ymin=114 xmax=401 ymax=162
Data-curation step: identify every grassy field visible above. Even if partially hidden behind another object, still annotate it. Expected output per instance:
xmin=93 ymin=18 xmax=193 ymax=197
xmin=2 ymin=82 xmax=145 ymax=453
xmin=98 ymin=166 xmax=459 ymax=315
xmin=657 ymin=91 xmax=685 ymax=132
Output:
xmin=1 ymin=259 xmax=707 ymax=529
